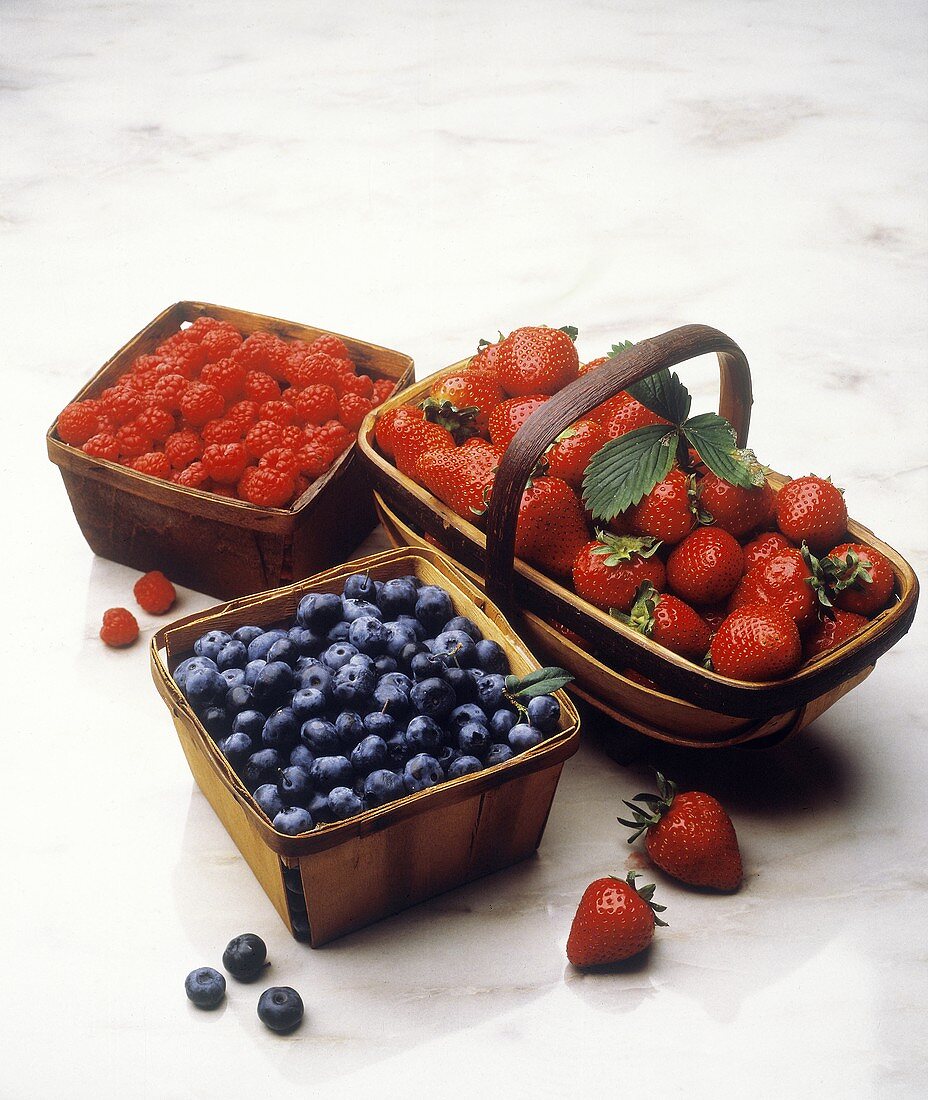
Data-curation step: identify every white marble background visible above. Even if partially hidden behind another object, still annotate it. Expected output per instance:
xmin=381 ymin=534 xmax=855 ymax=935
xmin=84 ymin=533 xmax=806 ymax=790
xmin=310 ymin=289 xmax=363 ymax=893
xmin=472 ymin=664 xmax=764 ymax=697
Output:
xmin=2 ymin=1 xmax=927 ymax=1097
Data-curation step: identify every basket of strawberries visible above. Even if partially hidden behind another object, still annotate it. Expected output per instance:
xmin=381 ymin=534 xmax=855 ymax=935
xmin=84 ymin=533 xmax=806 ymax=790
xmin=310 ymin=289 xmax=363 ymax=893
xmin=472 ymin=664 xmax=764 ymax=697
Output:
xmin=358 ymin=322 xmax=919 ymax=748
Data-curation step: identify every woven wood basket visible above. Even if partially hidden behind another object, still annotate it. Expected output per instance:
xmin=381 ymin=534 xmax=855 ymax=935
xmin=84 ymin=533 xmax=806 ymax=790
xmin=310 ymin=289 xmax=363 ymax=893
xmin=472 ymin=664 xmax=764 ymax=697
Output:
xmin=358 ymin=324 xmax=919 ymax=749
xmin=150 ymin=547 xmax=581 ymax=946
xmin=47 ymin=301 xmax=414 ymax=599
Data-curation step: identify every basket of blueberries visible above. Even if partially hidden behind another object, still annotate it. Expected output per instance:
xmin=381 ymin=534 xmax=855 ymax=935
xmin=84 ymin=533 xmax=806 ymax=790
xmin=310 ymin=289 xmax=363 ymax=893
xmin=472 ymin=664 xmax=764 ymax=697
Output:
xmin=150 ymin=546 xmax=581 ymax=946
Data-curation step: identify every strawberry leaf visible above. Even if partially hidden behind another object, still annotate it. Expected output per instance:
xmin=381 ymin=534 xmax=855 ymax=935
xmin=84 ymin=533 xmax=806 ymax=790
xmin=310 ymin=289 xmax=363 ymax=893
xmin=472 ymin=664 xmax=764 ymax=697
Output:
xmin=559 ymin=325 xmax=579 ymax=341
xmin=582 ymin=425 xmax=678 ymax=520
xmin=682 ymin=413 xmax=756 ymax=488
xmin=505 ymin=666 xmax=574 ymax=699
xmin=610 ymin=340 xmax=635 ymax=355
xmin=627 ymin=367 xmax=691 ymax=425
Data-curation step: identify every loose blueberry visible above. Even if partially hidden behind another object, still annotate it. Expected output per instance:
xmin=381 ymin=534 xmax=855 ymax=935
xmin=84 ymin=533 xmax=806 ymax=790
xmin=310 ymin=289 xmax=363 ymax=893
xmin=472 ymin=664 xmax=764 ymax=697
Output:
xmin=396 ymin=614 xmax=427 ymax=642
xmin=444 ymin=666 xmax=477 ymax=701
xmin=221 ymin=668 xmax=246 ymax=692
xmin=292 ymin=662 xmax=332 ymax=696
xmin=485 ymin=743 xmax=515 ymax=767
xmin=449 ymin=703 xmax=487 ymax=734
xmin=526 ymin=694 xmax=560 ymax=734
xmin=349 ymin=615 xmax=388 ymax=656
xmin=242 ymin=749 xmax=283 ymax=790
xmin=508 ymin=724 xmax=544 ymax=752
xmin=288 ymin=625 xmax=324 ymax=655
xmin=222 ymin=933 xmax=268 ymax=982
xmin=435 ymin=744 xmax=457 ymax=771
xmin=306 ymin=790 xmax=335 ymax=823
xmin=430 ymin=630 xmax=477 ymax=668
xmin=185 ymin=967 xmax=226 ymax=1009
xmin=219 ymin=731 xmax=252 ymax=768
xmin=448 ymin=755 xmax=483 ymax=779
xmin=290 ymin=744 xmax=315 ymax=769
xmin=373 ymin=680 xmax=409 ymax=714
xmin=331 ymin=662 xmax=375 ymax=706
xmin=253 ymin=783 xmax=285 ymax=820
xmin=247 ymin=630 xmax=288 ymax=663
xmin=384 ymin=732 xmax=408 ymax=768
xmin=173 ymin=656 xmax=217 ymax=691
xmin=321 ymin=642 xmax=359 ymax=671
xmin=328 ymin=786 xmax=365 ymax=820
xmin=410 ymin=651 xmax=444 ymax=682
xmin=351 ymin=735 xmax=388 ymax=775
xmin=364 ymin=768 xmax=406 ymax=807
xmin=299 ymin=719 xmax=340 ymax=756
xmin=201 ymin=706 xmax=229 ymax=739
xmin=278 ymin=764 xmax=313 ymax=805
xmin=243 ymin=659 xmax=267 ymax=686
xmin=257 ymin=986 xmax=304 ymax=1033
xmin=266 ymin=638 xmax=300 ymax=667
xmin=194 ymin=630 xmax=233 ymax=663
xmin=335 ymin=711 xmax=365 ymax=750
xmin=342 ymin=598 xmax=383 ymax=623
xmin=296 ymin=591 xmax=343 ymax=631
xmin=273 ymin=807 xmax=314 ymax=835
xmin=383 ymin=621 xmax=419 ymax=659
xmin=374 ymin=655 xmax=398 ymax=675
xmin=326 ymin=621 xmax=351 ymax=643
xmin=474 ymin=638 xmax=509 ymax=673
xmin=403 ymin=753 xmax=444 ymax=793
xmin=310 ymin=755 xmax=354 ymax=792
xmin=217 ymin=640 xmax=248 ymax=671
xmin=474 ymin=673 xmax=507 ymax=713
xmin=362 ymin=711 xmax=395 ymax=740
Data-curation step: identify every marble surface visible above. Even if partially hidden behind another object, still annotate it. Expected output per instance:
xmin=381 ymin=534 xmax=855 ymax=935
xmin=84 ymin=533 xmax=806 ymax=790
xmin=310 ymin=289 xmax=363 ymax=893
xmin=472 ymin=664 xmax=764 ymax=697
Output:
xmin=2 ymin=1 xmax=927 ymax=1096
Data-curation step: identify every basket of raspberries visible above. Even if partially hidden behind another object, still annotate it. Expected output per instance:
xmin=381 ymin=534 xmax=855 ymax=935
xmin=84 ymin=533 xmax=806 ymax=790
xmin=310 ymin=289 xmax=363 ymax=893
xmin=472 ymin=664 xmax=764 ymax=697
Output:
xmin=359 ymin=322 xmax=919 ymax=748
xmin=47 ymin=301 xmax=413 ymax=600
xmin=150 ymin=547 xmax=580 ymax=946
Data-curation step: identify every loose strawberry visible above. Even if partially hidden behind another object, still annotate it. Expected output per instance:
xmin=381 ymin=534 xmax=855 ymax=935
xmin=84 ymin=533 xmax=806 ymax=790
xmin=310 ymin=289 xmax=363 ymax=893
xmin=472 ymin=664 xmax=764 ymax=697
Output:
xmin=775 ymin=475 xmax=848 ymax=553
xmin=488 ymin=394 xmax=550 ymax=449
xmin=729 ymin=545 xmax=818 ymax=630
xmin=614 ymin=581 xmax=711 ymax=662
xmin=709 ymin=604 xmax=802 ymax=681
xmin=421 ymin=369 xmax=503 ymax=438
xmin=666 ymin=526 xmax=744 ymax=605
xmin=619 ymin=772 xmax=742 ymax=891
xmin=572 ymin=533 xmax=665 ymax=613
xmin=415 ymin=438 xmax=503 ymax=520
xmin=515 ymin=476 xmax=591 ymax=580
xmin=698 ymin=471 xmax=775 ymax=537
xmin=544 ymin=419 xmax=607 ymax=490
xmin=392 ymin=418 xmax=456 ymax=479
xmin=566 ymin=872 xmax=667 ymax=968
xmin=803 ymin=608 xmax=868 ymax=660
xmin=627 ymin=469 xmax=698 ymax=546
xmin=742 ymin=530 xmax=793 ymax=572
xmin=822 ymin=542 xmax=895 ymax=617
xmin=495 ymin=326 xmax=579 ymax=396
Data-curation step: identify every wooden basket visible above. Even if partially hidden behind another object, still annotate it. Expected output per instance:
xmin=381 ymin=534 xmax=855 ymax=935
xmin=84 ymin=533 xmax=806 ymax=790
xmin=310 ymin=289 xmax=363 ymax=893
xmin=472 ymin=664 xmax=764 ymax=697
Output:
xmin=47 ymin=301 xmax=414 ymax=600
xmin=358 ymin=324 xmax=919 ymax=748
xmin=150 ymin=547 xmax=581 ymax=946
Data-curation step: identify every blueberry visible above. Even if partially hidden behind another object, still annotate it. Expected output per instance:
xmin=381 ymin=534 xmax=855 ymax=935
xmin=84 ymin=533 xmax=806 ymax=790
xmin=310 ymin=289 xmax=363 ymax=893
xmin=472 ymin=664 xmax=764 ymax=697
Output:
xmin=266 ymin=638 xmax=300 ymax=667
xmin=343 ymin=572 xmax=378 ymax=602
xmin=310 ymin=755 xmax=354 ymax=792
xmin=292 ymin=662 xmax=332 ymax=696
xmin=221 ymin=668 xmax=246 ymax=692
xmin=321 ymin=642 xmax=359 ymax=671
xmin=222 ymin=933 xmax=267 ymax=982
xmin=243 ymin=659 xmax=267 ymax=686
xmin=261 ymin=707 xmax=300 ymax=752
xmin=243 ymin=749 xmax=283 ymax=789
xmin=253 ymin=783 xmax=285 ymax=820
xmin=342 ymin=598 xmax=383 ymax=623
xmin=328 ymin=786 xmax=365 ymax=820
xmin=398 ymin=573 xmax=422 ymax=590
xmin=349 ymin=615 xmax=388 ymax=656
xmin=326 ymin=621 xmax=351 ymax=643
xmin=489 ymin=708 xmax=518 ymax=739
xmin=410 ymin=677 xmax=456 ymax=719
xmin=526 ymin=694 xmax=560 ymax=734
xmin=296 ymin=591 xmax=343 ymax=631
xmin=397 ymin=614 xmax=427 ymax=642
xmin=415 ymin=586 xmax=453 ymax=633
xmin=404 ymin=715 xmax=443 ymax=754
xmin=219 ymin=732 xmax=252 ymax=768
xmin=430 ymin=630 xmax=477 ymax=668
xmin=173 ymin=656 xmax=217 ymax=691
xmin=485 ymin=743 xmax=515 ymax=767
xmin=201 ymin=706 xmax=229 ymax=739
xmin=443 ymin=615 xmax=483 ymax=641
xmin=232 ymin=709 xmax=265 ymax=739
xmin=384 ymin=732 xmax=408 ymax=768
xmin=373 ymin=680 xmax=409 ymax=714
xmin=217 ymin=640 xmax=248 ymax=671
xmin=508 ymin=724 xmax=543 ymax=752
xmin=435 ymin=744 xmax=457 ymax=771
xmin=257 ymin=986 xmax=304 ymax=1033
xmin=251 ymin=661 xmax=293 ymax=710
xmin=448 ymin=755 xmax=483 ymax=779
xmin=300 ymin=719 xmax=340 ymax=756
xmin=379 ymin=671 xmax=413 ymax=694
xmin=290 ymin=744 xmax=315 ymax=769
xmin=474 ymin=673 xmax=506 ymax=713
xmin=362 ymin=710 xmax=395 ymax=738
xmin=458 ymin=721 xmax=492 ymax=758
xmin=291 ymin=687 xmax=327 ymax=722
xmin=383 ymin=621 xmax=418 ymax=660
xmin=444 ymin=667 xmax=478 ymax=701
xmin=331 ymin=662 xmax=375 ymax=706
xmin=350 ymin=734 xmax=388 ymax=775
xmin=348 ymin=652 xmax=376 ymax=673
xmin=185 ymin=668 xmax=227 ymax=709
xmin=185 ymin=967 xmax=226 ymax=1009
xmin=306 ymin=790 xmax=335 ymax=823
xmin=287 ymin=625 xmax=324 ymax=655
xmin=278 ymin=765 xmax=313 ymax=806
xmin=247 ymin=630 xmax=288 ymax=662
xmin=364 ymin=768 xmax=406 ymax=807
xmin=194 ymin=630 xmax=233 ymax=663
xmin=273 ymin=807 xmax=314 ymax=835
xmin=377 ymin=577 xmax=418 ymax=617
xmin=335 ymin=711 xmax=365 ymax=751
xmin=231 ymin=625 xmax=264 ymax=647
xmin=403 ymin=753 xmax=444 ymax=793
xmin=374 ymin=655 xmax=398 ymax=675
xmin=449 ymin=703 xmax=487 ymax=735
xmin=476 ymin=639 xmax=509 ymax=673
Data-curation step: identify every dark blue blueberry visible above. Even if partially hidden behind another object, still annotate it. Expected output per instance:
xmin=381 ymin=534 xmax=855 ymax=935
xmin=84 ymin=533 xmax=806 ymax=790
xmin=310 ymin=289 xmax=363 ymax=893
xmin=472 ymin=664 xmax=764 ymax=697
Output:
xmin=475 ymin=639 xmax=509 ymax=673
xmin=485 ymin=743 xmax=515 ymax=767
xmin=266 ymin=638 xmax=300 ymax=667
xmin=251 ymin=661 xmax=293 ymax=711
xmin=185 ymin=668 xmax=227 ymax=709
xmin=185 ymin=967 xmax=226 ymax=1009
xmin=373 ymin=680 xmax=409 ymax=714
xmin=342 ymin=598 xmax=383 ymax=623
xmin=474 ymin=673 xmax=506 ymax=713
xmin=384 ymin=732 xmax=408 ymax=768
xmin=430 ymin=630 xmax=477 ymax=668
xmin=257 ymin=986 xmax=304 ymax=1033
xmin=232 ymin=709 xmax=265 ymax=739
xmin=458 ymin=721 xmax=492 ymax=758
xmin=261 ymin=707 xmax=300 ymax=752
xmin=327 ymin=786 xmax=365 ymax=820
xmin=247 ymin=630 xmax=287 ymax=662
xmin=194 ymin=630 xmax=233 ymax=663
xmin=379 ymin=671 xmax=413 ymax=694
xmin=272 ymin=808 xmax=314 ymax=836
xmin=399 ymin=573 xmax=422 ymax=589
xmin=296 ymin=591 xmax=343 ymax=631
xmin=231 ymin=625 xmax=264 ymax=647
xmin=526 ymin=694 xmax=560 ymax=734
xmin=508 ymin=724 xmax=543 ymax=752
xmin=300 ymin=719 xmax=340 ymax=756
xmin=374 ymin=655 xmax=398 ymax=675
xmin=242 ymin=749 xmax=283 ymax=790
xmin=326 ymin=621 xmax=351 ymax=643
xmin=363 ymin=768 xmax=406 ymax=807
xmin=443 ymin=615 xmax=483 ymax=641
xmin=397 ymin=614 xmax=427 ymax=641
xmin=278 ymin=764 xmax=313 ymax=806
xmin=321 ymin=642 xmax=359 ymax=671
xmin=448 ymin=755 xmax=483 ymax=779
xmin=253 ymin=783 xmax=285 ymax=820
xmin=219 ymin=731 xmax=253 ymax=768
xmin=292 ymin=661 xmax=332 ymax=696
xmin=449 ymin=703 xmax=488 ymax=735
xmin=403 ymin=753 xmax=444 ymax=793
xmin=287 ymin=625 xmax=325 ymax=655
xmin=362 ymin=711 xmax=395 ymax=740
xmin=349 ymin=615 xmax=388 ymax=656
xmin=343 ymin=572 xmax=378 ymax=602
xmin=291 ymin=687 xmax=327 ymax=722
xmin=411 ymin=651 xmax=446 ymax=681
xmin=306 ymin=790 xmax=335 ymax=823
xmin=378 ymin=577 xmax=418 ymax=617
xmin=435 ymin=744 xmax=457 ymax=771
xmin=396 ymin=642 xmax=424 ymax=668
xmin=489 ymin=708 xmax=518 ymax=739
xmin=221 ymin=668 xmax=246 ymax=692
xmin=222 ymin=934 xmax=267 ymax=982
xmin=310 ymin=755 xmax=354 ymax=792
xmin=349 ymin=652 xmax=376 ymax=673
xmin=410 ymin=677 xmax=456 ymax=719
xmin=335 ymin=711 xmax=365 ymax=751
xmin=415 ymin=586 xmax=454 ymax=633
xmin=201 ymin=706 xmax=229 ymax=739
xmin=290 ymin=744 xmax=315 ymax=769
xmin=173 ymin=656 xmax=217 ymax=691
xmin=351 ymin=735 xmax=388 ymax=775
xmin=444 ymin=666 xmax=478 ymax=701
xmin=243 ymin=659 xmax=267 ymax=686
xmin=383 ymin=621 xmax=418 ymax=659
xmin=405 ymin=715 xmax=443 ymax=754
xmin=216 ymin=640 xmax=248 ymax=671
xmin=331 ymin=662 xmax=376 ymax=706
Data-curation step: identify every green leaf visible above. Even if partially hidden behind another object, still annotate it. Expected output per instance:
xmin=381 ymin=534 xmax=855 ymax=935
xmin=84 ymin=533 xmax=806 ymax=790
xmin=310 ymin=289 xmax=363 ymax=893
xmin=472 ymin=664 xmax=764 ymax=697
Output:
xmin=559 ymin=325 xmax=579 ymax=341
xmin=683 ymin=413 xmax=756 ymax=488
xmin=627 ymin=368 xmax=691 ymax=425
xmin=582 ymin=425 xmax=678 ymax=520
xmin=507 ymin=666 xmax=574 ymax=699
xmin=609 ymin=340 xmax=635 ymax=355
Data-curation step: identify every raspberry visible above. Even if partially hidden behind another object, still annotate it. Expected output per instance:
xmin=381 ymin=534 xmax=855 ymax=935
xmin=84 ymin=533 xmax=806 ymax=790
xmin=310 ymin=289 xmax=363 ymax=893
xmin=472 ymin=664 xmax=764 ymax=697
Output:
xmin=289 ymin=384 xmax=339 ymax=426
xmin=238 ymin=465 xmax=295 ymax=508
xmin=338 ymin=393 xmax=374 ymax=431
xmin=57 ymin=402 xmax=101 ymax=445
xmin=116 ymin=423 xmax=154 ymax=459
xmin=372 ymin=378 xmax=396 ymax=406
xmin=188 ymin=316 xmax=237 ymax=339
xmin=173 ymin=461 xmax=209 ymax=488
xmin=317 ymin=419 xmax=353 ymax=454
xmin=202 ymin=442 xmax=248 ymax=484
xmin=296 ymin=443 xmax=332 ymax=477
xmin=244 ymin=419 xmax=285 ymax=458
xmin=225 ymin=400 xmax=260 ymax=433
xmin=134 ymin=405 xmax=175 ymax=442
xmin=133 ymin=570 xmax=177 ymax=614
xmin=260 ymin=446 xmax=300 ymax=479
xmin=199 ymin=326 xmax=243 ymax=362
xmin=242 ymin=371 xmax=281 ymax=404
xmin=280 ymin=424 xmax=306 ymax=450
xmin=211 ymin=484 xmax=239 ymax=499
xmin=101 ymin=385 xmax=145 ymax=425
xmin=82 ymin=433 xmax=120 ymax=461
xmin=309 ymin=334 xmax=352 ymax=361
xmin=202 ymin=418 xmax=243 ymax=445
xmin=233 ymin=333 xmax=292 ymax=379
xmin=100 ymin=607 xmax=139 ymax=648
xmin=333 ymin=372 xmax=374 ymax=400
xmin=150 ymin=373 xmax=190 ymax=412
xmin=286 ymin=352 xmax=342 ymax=389
xmin=201 ymin=358 xmax=246 ymax=400
xmin=163 ymin=429 xmax=204 ymax=468
xmin=180 ymin=382 xmax=225 ymax=428
xmin=259 ymin=399 xmax=298 ymax=427
xmin=130 ymin=452 xmax=172 ymax=479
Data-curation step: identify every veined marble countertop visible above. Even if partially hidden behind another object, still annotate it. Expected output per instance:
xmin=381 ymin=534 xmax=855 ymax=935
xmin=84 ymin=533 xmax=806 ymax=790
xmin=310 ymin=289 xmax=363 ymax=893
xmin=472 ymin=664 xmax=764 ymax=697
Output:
xmin=2 ymin=1 xmax=926 ymax=1097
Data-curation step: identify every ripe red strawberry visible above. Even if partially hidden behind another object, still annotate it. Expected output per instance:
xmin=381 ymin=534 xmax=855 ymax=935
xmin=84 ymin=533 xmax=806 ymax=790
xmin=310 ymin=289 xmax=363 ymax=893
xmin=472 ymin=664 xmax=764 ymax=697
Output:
xmin=421 ymin=369 xmax=503 ymax=437
xmin=469 ymin=337 xmax=503 ymax=379
xmin=823 ymin=542 xmax=895 ymax=617
xmin=393 ymin=418 xmax=456 ymax=479
xmin=619 ymin=772 xmax=742 ymax=891
xmin=698 ymin=472 xmax=775 ymax=537
xmin=615 ymin=581 xmax=711 ymax=662
xmin=589 ymin=390 xmax=633 ymax=425
xmin=487 ymin=395 xmax=550 ymax=449
xmin=803 ymin=608 xmax=868 ymax=660
xmin=566 ymin=872 xmax=667 ymax=968
xmin=666 ymin=527 xmax=744 ymax=605
xmin=601 ymin=396 xmax=669 ymax=440
xmin=415 ymin=439 xmax=503 ymax=519
xmin=709 ymin=604 xmax=802 ymax=681
xmin=775 ymin=475 xmax=847 ymax=553
xmin=515 ymin=477 xmax=591 ymax=579
xmin=495 ymin=326 xmax=579 ymax=396
xmin=572 ymin=534 xmax=666 ymax=613
xmin=742 ymin=530 xmax=793 ymax=572
xmin=374 ymin=406 xmax=423 ymax=458
xmin=627 ymin=469 xmax=698 ymax=546
xmin=578 ymin=355 xmax=609 ymax=376
xmin=729 ymin=545 xmax=818 ymax=630
xmin=544 ymin=419 xmax=607 ymax=490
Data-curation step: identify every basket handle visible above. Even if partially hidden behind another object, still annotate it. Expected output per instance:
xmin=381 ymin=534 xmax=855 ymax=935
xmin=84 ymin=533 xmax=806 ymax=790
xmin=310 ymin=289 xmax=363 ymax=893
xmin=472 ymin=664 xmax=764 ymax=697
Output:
xmin=484 ymin=324 xmax=752 ymax=612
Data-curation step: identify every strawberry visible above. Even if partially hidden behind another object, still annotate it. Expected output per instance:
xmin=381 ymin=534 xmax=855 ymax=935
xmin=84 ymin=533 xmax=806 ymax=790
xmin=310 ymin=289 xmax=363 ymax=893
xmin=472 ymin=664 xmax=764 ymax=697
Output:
xmin=803 ymin=608 xmax=868 ymax=660
xmin=374 ymin=406 xmax=423 ymax=459
xmin=495 ymin=326 xmax=579 ymax=396
xmin=614 ymin=581 xmax=711 ymax=662
xmin=544 ymin=419 xmax=607 ymax=490
xmin=627 ymin=469 xmax=698 ymax=546
xmin=619 ymin=772 xmax=742 ymax=891
xmin=415 ymin=438 xmax=503 ymax=519
xmin=698 ymin=471 xmax=775 ymax=537
xmin=728 ymin=545 xmax=818 ymax=630
xmin=488 ymin=395 xmax=550 ymax=449
xmin=742 ymin=530 xmax=793 ymax=573
xmin=392 ymin=418 xmax=456 ymax=479
xmin=515 ymin=476 xmax=591 ymax=580
xmin=421 ymin=369 xmax=503 ymax=438
xmin=775 ymin=475 xmax=847 ymax=553
xmin=578 ymin=355 xmax=609 ymax=375
xmin=468 ymin=336 xmax=503 ymax=380
xmin=589 ymin=390 xmax=633 ymax=425
xmin=666 ymin=526 xmax=744 ymax=606
xmin=572 ymin=533 xmax=665 ymax=613
xmin=601 ymin=395 xmax=670 ymax=439
xmin=566 ymin=872 xmax=667 ymax=968
xmin=823 ymin=542 xmax=895 ymax=617
xmin=709 ymin=604 xmax=802 ymax=681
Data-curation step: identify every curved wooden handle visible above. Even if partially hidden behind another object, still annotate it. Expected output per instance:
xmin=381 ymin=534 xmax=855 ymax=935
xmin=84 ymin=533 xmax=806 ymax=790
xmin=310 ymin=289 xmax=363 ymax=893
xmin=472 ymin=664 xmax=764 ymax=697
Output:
xmin=484 ymin=324 xmax=753 ymax=612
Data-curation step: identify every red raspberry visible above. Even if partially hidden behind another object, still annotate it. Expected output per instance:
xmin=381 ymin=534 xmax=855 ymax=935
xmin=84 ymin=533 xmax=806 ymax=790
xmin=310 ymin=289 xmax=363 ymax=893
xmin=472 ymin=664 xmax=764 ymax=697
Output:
xmin=318 ymin=419 xmax=353 ymax=454
xmin=309 ymin=334 xmax=352 ymax=361
xmin=116 ymin=423 xmax=154 ymax=459
xmin=211 ymin=484 xmax=239 ymax=499
xmin=260 ymin=446 xmax=300 ymax=479
xmin=163 ymin=429 xmax=204 ymax=468
xmin=259 ymin=399 xmax=298 ymax=427
xmin=338 ymin=393 xmax=373 ymax=431
xmin=100 ymin=607 xmax=139 ymax=647
xmin=188 ymin=316 xmax=237 ymax=339
xmin=244 ymin=419 xmax=285 ymax=458
xmin=173 ymin=461 xmax=209 ymax=488
xmin=202 ymin=442 xmax=248 ymax=484
xmin=287 ymin=352 xmax=342 ymax=389
xmin=242 ymin=371 xmax=281 ymax=404
xmin=372 ymin=378 xmax=396 ymax=406
xmin=134 ymin=405 xmax=175 ymax=442
xmin=201 ymin=358 xmax=246 ymax=400
xmin=58 ymin=402 xmax=101 ymax=445
xmin=202 ymin=418 xmax=243 ymax=445
xmin=238 ymin=465 xmax=295 ymax=508
xmin=180 ymin=382 xmax=225 ymax=428
xmin=289 ymin=384 xmax=339 ymax=425
xmin=133 ymin=570 xmax=177 ymax=614
xmin=150 ymin=373 xmax=190 ymax=412
xmin=157 ymin=330 xmax=196 ymax=355
xmin=130 ymin=452 xmax=172 ymax=479
xmin=82 ymin=433 xmax=120 ymax=461
xmin=333 ymin=371 xmax=374 ymax=399
xmin=199 ymin=326 xmax=243 ymax=362
xmin=233 ymin=333 xmax=292 ymax=379
xmin=225 ymin=400 xmax=261 ymax=433
xmin=280 ymin=425 xmax=305 ymax=450
xmin=296 ymin=443 xmax=332 ymax=478
xmin=101 ymin=385 xmax=145 ymax=425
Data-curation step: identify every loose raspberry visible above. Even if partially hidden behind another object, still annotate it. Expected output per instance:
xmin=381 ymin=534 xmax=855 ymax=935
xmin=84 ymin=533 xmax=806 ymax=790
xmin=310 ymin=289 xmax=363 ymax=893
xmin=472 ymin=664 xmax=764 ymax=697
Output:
xmin=225 ymin=400 xmax=261 ymax=433
xmin=199 ymin=325 xmax=243 ymax=362
xmin=286 ymin=352 xmax=342 ymax=389
xmin=372 ymin=378 xmax=396 ymax=406
xmin=82 ymin=433 xmax=121 ymax=461
xmin=101 ymin=385 xmax=145 ymax=425
xmin=259 ymin=399 xmax=298 ymax=427
xmin=244 ymin=419 xmax=285 ymax=458
xmin=242 ymin=371 xmax=281 ymax=404
xmin=260 ymin=446 xmax=300 ymax=479
xmin=115 ymin=424 xmax=154 ymax=459
xmin=100 ymin=607 xmax=139 ymax=647
xmin=58 ymin=402 xmax=101 ymax=445
xmin=338 ymin=393 xmax=373 ymax=432
xmin=333 ymin=371 xmax=374 ymax=400
xmin=130 ymin=452 xmax=172 ymax=479
xmin=163 ymin=429 xmax=204 ymax=468
xmin=238 ymin=465 xmax=295 ymax=508
xmin=202 ymin=418 xmax=243 ymax=445
xmin=296 ymin=443 xmax=332 ymax=478
xmin=173 ymin=461 xmax=209 ymax=488
xmin=201 ymin=358 xmax=246 ymax=400
xmin=234 ymin=333 xmax=292 ymax=379
xmin=133 ymin=570 xmax=177 ymax=614
xmin=180 ymin=382 xmax=225 ymax=428
xmin=150 ymin=373 xmax=190 ymax=412
xmin=309 ymin=334 xmax=352 ymax=361
xmin=134 ymin=405 xmax=175 ymax=442
xmin=289 ymin=384 xmax=339 ymax=425
xmin=202 ymin=442 xmax=248 ymax=484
